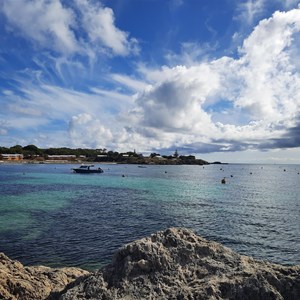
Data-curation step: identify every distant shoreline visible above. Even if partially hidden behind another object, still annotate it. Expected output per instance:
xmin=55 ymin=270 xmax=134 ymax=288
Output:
xmin=0 ymin=160 xmax=225 ymax=166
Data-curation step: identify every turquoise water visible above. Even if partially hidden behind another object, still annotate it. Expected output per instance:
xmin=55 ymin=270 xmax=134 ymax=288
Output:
xmin=0 ymin=163 xmax=299 ymax=270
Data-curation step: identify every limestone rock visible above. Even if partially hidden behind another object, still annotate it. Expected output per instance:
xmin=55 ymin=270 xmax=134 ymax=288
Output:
xmin=60 ymin=228 xmax=300 ymax=300
xmin=1 ymin=228 xmax=299 ymax=299
xmin=0 ymin=253 xmax=89 ymax=300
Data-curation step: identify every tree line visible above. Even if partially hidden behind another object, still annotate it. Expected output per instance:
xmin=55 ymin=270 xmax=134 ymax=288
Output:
xmin=0 ymin=144 xmax=209 ymax=165
xmin=0 ymin=144 xmax=113 ymax=158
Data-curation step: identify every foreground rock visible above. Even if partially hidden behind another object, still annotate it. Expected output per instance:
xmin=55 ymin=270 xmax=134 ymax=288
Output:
xmin=1 ymin=228 xmax=299 ymax=300
xmin=60 ymin=228 xmax=300 ymax=300
xmin=0 ymin=253 xmax=89 ymax=300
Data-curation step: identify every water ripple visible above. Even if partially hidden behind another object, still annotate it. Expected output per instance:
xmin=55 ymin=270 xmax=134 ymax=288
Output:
xmin=0 ymin=163 xmax=299 ymax=269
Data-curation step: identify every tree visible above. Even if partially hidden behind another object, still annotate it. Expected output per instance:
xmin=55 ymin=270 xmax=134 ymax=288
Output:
xmin=0 ymin=147 xmax=9 ymax=154
xmin=174 ymin=149 xmax=179 ymax=158
xmin=9 ymin=145 xmax=23 ymax=154
xmin=23 ymin=144 xmax=41 ymax=154
xmin=22 ymin=144 xmax=43 ymax=158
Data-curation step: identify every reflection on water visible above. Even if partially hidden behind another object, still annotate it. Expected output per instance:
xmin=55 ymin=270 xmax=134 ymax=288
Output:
xmin=0 ymin=163 xmax=299 ymax=270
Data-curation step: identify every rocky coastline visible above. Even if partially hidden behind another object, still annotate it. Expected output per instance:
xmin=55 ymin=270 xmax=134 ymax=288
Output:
xmin=1 ymin=228 xmax=299 ymax=300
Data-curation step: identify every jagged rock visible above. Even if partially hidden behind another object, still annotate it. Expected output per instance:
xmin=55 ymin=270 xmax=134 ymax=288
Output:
xmin=1 ymin=228 xmax=300 ymax=300
xmin=0 ymin=253 xmax=89 ymax=300
xmin=59 ymin=228 xmax=300 ymax=300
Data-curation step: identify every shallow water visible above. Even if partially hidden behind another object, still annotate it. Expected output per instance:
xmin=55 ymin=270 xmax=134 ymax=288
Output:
xmin=0 ymin=163 xmax=299 ymax=270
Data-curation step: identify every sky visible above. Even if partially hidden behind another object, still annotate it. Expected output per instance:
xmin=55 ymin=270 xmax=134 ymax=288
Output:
xmin=0 ymin=0 xmax=300 ymax=164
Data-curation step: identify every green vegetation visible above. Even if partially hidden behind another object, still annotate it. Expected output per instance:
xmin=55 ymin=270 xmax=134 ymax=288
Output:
xmin=0 ymin=145 xmax=209 ymax=165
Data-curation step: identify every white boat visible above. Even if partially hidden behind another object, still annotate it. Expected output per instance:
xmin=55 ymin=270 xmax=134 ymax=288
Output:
xmin=72 ymin=165 xmax=104 ymax=174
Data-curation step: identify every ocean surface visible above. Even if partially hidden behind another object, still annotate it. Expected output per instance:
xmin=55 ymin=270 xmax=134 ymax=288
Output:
xmin=0 ymin=163 xmax=299 ymax=270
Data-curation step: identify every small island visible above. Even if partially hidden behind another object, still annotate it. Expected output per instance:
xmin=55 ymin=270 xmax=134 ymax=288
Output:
xmin=0 ymin=145 xmax=211 ymax=165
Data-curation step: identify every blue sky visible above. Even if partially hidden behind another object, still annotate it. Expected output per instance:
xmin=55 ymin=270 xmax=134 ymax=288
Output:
xmin=1 ymin=0 xmax=300 ymax=163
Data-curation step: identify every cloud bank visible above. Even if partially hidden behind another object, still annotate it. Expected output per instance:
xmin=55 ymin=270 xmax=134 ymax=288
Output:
xmin=123 ymin=6 xmax=300 ymax=153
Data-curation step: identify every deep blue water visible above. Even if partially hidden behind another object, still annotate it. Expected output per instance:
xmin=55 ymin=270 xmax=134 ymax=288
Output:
xmin=0 ymin=163 xmax=299 ymax=270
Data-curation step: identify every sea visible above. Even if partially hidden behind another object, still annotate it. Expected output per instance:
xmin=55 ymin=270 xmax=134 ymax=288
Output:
xmin=0 ymin=163 xmax=299 ymax=270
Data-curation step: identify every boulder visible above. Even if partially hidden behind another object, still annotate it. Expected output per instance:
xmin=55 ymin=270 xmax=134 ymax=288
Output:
xmin=0 ymin=253 xmax=89 ymax=300
xmin=1 ymin=228 xmax=299 ymax=299
xmin=60 ymin=228 xmax=300 ymax=300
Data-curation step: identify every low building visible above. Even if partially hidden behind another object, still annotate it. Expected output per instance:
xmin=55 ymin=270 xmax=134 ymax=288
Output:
xmin=0 ymin=154 xmax=24 ymax=161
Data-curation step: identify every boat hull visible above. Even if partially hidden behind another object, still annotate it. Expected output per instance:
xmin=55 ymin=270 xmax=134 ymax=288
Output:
xmin=72 ymin=168 xmax=103 ymax=174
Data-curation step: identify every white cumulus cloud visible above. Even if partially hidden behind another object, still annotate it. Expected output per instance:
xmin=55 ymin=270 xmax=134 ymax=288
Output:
xmin=130 ymin=6 xmax=300 ymax=153
xmin=75 ymin=0 xmax=139 ymax=56
xmin=68 ymin=113 xmax=113 ymax=148
xmin=0 ymin=0 xmax=138 ymax=57
xmin=1 ymin=0 xmax=78 ymax=54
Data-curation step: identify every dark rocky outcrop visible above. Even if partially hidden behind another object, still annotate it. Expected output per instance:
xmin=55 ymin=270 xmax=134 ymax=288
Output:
xmin=1 ymin=228 xmax=300 ymax=300
xmin=0 ymin=253 xmax=89 ymax=300
xmin=60 ymin=228 xmax=300 ymax=300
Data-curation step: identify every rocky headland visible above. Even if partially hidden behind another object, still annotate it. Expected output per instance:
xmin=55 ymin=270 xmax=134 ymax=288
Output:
xmin=1 ymin=228 xmax=299 ymax=300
